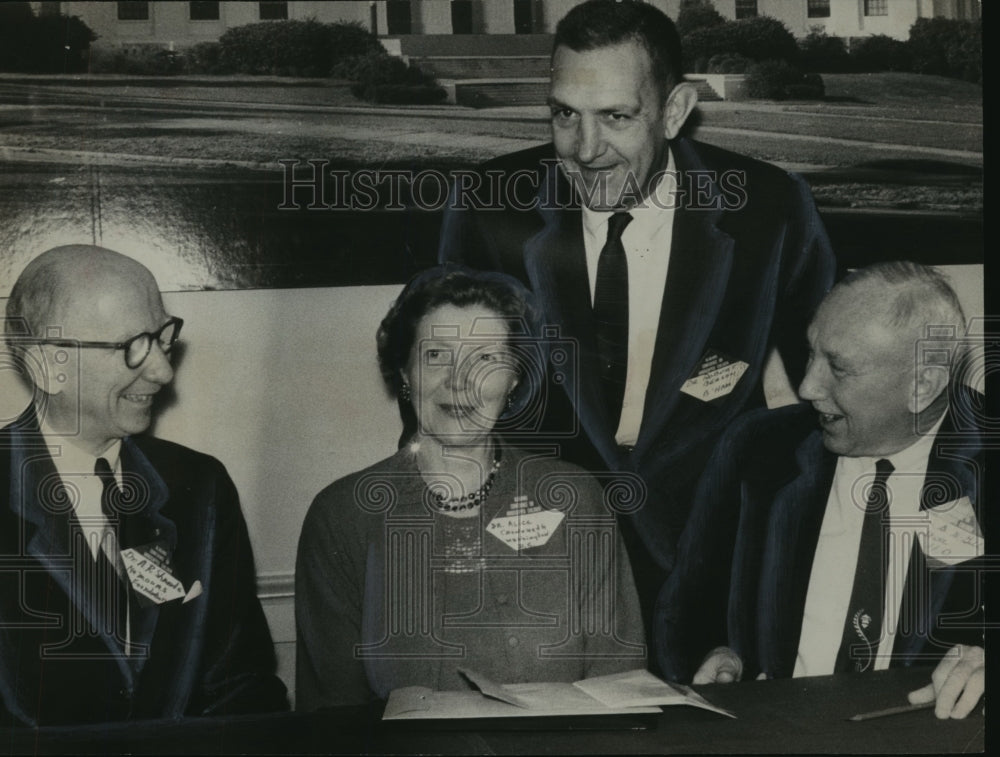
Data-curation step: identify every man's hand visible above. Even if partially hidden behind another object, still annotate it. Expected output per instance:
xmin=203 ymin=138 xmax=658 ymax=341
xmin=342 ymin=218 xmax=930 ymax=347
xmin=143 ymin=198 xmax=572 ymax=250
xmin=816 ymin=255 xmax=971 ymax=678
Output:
xmin=693 ymin=646 xmax=744 ymax=685
xmin=907 ymin=644 xmax=984 ymax=719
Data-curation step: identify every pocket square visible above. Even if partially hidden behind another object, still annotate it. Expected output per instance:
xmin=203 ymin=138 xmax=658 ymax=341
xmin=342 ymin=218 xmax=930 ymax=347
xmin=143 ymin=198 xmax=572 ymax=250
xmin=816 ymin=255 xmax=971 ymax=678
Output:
xmin=183 ymin=580 xmax=203 ymax=604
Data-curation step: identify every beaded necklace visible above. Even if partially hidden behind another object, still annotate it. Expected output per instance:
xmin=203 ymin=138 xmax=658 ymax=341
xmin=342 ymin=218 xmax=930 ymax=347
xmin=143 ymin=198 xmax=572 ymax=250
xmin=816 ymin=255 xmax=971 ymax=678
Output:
xmin=429 ymin=445 xmax=503 ymax=512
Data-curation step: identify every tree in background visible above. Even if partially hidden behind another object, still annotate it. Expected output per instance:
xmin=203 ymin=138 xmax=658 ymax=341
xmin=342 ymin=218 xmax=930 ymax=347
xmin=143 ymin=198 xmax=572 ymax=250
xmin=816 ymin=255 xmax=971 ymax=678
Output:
xmin=908 ymin=17 xmax=981 ymax=83
xmin=218 ymin=19 xmax=383 ymax=77
xmin=0 ymin=2 xmax=96 ymax=73
xmin=850 ymin=34 xmax=911 ymax=73
xmin=675 ymin=0 xmax=725 ymax=38
xmin=798 ymin=28 xmax=850 ymax=73
xmin=683 ymin=16 xmax=799 ymax=73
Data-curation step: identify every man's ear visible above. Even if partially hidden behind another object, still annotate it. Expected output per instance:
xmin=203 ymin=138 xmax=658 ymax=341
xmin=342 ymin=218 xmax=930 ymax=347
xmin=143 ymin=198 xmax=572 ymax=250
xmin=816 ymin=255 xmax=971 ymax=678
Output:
xmin=909 ymin=365 xmax=949 ymax=414
xmin=33 ymin=344 xmax=68 ymax=397
xmin=663 ymin=82 xmax=698 ymax=140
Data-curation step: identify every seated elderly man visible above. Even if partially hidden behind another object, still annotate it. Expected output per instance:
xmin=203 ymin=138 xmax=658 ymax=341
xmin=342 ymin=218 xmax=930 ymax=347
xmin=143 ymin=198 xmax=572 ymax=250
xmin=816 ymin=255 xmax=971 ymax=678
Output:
xmin=1 ymin=245 xmax=287 ymax=726
xmin=656 ymin=261 xmax=984 ymax=719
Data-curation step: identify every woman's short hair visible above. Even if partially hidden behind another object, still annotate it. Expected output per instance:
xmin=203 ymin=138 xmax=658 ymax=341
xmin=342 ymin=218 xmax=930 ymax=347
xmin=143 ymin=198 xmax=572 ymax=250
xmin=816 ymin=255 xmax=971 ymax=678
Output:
xmin=377 ymin=264 xmax=544 ymax=422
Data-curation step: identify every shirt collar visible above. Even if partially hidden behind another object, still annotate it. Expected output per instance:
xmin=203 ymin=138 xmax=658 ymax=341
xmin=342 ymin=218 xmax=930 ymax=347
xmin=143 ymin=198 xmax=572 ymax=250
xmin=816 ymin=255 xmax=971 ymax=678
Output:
xmin=37 ymin=410 xmax=123 ymax=479
xmin=840 ymin=408 xmax=948 ymax=478
xmin=581 ymin=146 xmax=676 ymax=240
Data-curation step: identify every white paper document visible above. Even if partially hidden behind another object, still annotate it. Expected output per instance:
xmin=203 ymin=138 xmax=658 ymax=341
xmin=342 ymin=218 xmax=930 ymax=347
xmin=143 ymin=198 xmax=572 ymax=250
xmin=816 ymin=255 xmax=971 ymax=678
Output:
xmin=382 ymin=668 xmax=735 ymax=720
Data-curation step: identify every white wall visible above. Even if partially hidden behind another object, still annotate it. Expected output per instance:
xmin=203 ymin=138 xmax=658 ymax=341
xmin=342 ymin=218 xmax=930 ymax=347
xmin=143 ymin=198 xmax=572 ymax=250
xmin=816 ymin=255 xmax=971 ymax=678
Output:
xmin=57 ymin=1 xmax=376 ymax=50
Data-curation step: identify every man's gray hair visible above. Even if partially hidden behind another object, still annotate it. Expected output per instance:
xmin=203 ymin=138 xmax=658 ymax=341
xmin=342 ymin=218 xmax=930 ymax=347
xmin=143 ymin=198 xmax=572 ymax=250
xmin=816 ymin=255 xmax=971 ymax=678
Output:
xmin=5 ymin=260 xmax=61 ymax=338
xmin=840 ymin=260 xmax=969 ymax=370
xmin=4 ymin=253 xmax=67 ymax=373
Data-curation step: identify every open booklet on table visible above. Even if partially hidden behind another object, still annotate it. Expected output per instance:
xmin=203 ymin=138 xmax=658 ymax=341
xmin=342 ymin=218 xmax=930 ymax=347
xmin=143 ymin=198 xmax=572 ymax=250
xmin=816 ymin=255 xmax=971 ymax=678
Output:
xmin=382 ymin=668 xmax=735 ymax=720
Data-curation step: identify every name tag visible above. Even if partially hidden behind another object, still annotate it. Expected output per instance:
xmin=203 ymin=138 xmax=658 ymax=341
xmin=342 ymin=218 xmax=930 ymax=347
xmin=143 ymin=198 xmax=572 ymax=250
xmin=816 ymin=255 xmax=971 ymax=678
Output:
xmin=486 ymin=495 xmax=565 ymax=551
xmin=681 ymin=349 xmax=749 ymax=403
xmin=918 ymin=497 xmax=982 ymax=567
xmin=121 ymin=542 xmax=196 ymax=604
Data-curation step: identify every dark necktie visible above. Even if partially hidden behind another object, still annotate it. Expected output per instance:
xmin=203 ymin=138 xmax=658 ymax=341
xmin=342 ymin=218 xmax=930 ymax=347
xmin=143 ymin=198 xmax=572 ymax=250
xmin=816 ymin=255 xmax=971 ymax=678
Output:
xmin=593 ymin=211 xmax=633 ymax=427
xmin=94 ymin=457 xmax=129 ymax=646
xmin=835 ymin=458 xmax=894 ymax=673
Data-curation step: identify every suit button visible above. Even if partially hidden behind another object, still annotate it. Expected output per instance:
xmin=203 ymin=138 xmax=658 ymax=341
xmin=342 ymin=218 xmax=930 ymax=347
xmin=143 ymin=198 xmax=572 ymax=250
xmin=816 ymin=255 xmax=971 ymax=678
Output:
xmin=496 ymin=594 xmax=508 ymax=605
xmin=507 ymin=636 xmax=519 ymax=648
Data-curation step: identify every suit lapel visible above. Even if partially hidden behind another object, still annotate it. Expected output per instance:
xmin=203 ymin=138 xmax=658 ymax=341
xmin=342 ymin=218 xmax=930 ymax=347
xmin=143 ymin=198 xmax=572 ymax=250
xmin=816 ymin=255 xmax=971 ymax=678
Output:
xmin=634 ymin=138 xmax=735 ymax=458
xmin=524 ymin=162 xmax=623 ymax=467
xmin=893 ymin=395 xmax=983 ymax=659
xmin=9 ymin=414 xmax=176 ymax=684
xmin=920 ymin=393 xmax=981 ymax=513
xmin=9 ymin=418 xmax=142 ymax=683
xmin=525 ymin=148 xmax=739 ymax=466
xmin=755 ymin=430 xmax=835 ymax=677
xmin=118 ymin=437 xmax=175 ymax=675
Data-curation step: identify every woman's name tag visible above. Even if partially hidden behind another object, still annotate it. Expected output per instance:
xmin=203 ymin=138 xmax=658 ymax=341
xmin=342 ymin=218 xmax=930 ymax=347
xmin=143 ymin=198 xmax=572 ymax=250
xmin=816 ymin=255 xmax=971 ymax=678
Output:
xmin=487 ymin=496 xmax=565 ymax=551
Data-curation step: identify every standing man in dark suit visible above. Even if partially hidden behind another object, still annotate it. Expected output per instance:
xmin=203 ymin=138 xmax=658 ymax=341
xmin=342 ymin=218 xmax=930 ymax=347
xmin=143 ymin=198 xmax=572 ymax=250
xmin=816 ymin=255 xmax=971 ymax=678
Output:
xmin=439 ymin=0 xmax=835 ymax=613
xmin=657 ymin=262 xmax=984 ymax=719
xmin=1 ymin=245 xmax=287 ymax=726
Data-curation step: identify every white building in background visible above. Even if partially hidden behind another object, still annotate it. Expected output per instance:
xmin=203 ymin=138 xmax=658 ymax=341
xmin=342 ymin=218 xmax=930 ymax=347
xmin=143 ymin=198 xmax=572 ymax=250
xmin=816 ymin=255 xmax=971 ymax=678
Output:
xmin=34 ymin=0 xmax=981 ymax=50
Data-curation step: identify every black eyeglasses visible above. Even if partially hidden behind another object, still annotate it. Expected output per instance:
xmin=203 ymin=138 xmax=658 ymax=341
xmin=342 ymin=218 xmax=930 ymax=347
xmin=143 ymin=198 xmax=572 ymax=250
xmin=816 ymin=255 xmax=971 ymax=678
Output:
xmin=24 ymin=317 xmax=184 ymax=369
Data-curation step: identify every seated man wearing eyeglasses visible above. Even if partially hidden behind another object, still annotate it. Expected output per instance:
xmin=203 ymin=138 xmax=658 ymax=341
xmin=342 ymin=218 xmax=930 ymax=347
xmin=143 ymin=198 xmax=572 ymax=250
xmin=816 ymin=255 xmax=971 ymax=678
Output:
xmin=0 ymin=245 xmax=288 ymax=727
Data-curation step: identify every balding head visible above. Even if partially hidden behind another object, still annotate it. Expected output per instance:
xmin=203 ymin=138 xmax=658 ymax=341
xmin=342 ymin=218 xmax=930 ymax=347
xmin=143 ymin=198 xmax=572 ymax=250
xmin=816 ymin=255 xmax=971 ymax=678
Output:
xmin=6 ymin=245 xmax=162 ymax=342
xmin=799 ymin=262 xmax=965 ymax=457
xmin=833 ymin=261 xmax=967 ymax=368
xmin=5 ymin=245 xmax=176 ymax=455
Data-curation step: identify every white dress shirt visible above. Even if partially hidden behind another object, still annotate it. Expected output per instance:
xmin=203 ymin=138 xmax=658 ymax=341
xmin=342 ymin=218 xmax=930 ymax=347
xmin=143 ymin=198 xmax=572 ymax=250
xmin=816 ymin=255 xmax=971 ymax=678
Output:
xmin=39 ymin=421 xmax=123 ymax=561
xmin=793 ymin=413 xmax=946 ymax=677
xmin=581 ymin=155 xmax=679 ymax=446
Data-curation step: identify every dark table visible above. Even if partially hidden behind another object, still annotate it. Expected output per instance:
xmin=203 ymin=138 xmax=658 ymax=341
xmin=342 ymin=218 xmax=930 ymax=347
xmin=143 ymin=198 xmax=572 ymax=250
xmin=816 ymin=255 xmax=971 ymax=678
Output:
xmin=3 ymin=668 xmax=984 ymax=755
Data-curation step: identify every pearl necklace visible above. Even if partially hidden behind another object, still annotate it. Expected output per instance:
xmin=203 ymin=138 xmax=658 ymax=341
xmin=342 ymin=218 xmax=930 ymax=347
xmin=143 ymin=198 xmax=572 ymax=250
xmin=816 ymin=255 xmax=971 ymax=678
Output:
xmin=430 ymin=447 xmax=502 ymax=512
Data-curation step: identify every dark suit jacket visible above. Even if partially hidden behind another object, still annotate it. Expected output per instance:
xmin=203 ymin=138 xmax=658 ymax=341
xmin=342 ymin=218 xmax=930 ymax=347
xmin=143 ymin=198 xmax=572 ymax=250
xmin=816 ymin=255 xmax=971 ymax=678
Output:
xmin=0 ymin=408 xmax=288 ymax=727
xmin=439 ymin=138 xmax=835 ymax=572
xmin=655 ymin=391 xmax=985 ymax=683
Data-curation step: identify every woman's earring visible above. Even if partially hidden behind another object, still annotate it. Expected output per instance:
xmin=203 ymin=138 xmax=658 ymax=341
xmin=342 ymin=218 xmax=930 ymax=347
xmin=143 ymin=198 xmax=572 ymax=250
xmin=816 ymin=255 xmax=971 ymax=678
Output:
xmin=400 ymin=382 xmax=411 ymax=402
xmin=505 ymin=392 xmax=514 ymax=412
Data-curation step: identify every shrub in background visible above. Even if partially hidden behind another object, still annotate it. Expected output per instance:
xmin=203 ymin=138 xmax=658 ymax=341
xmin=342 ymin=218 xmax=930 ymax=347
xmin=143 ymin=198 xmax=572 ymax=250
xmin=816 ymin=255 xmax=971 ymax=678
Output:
xmin=675 ymin=0 xmax=725 ymax=38
xmin=706 ymin=53 xmax=750 ymax=74
xmin=799 ymin=29 xmax=850 ymax=73
xmin=183 ymin=41 xmax=231 ymax=74
xmin=89 ymin=45 xmax=182 ymax=75
xmin=327 ymin=20 xmax=384 ymax=63
xmin=0 ymin=5 xmax=96 ymax=73
xmin=745 ymin=59 xmax=823 ymax=100
xmin=220 ymin=19 xmax=330 ymax=76
xmin=335 ymin=50 xmax=445 ymax=104
xmin=361 ymin=83 xmax=448 ymax=105
xmin=908 ymin=17 xmax=981 ymax=83
xmin=684 ymin=16 xmax=798 ymax=73
xmin=849 ymin=34 xmax=911 ymax=73
xmin=730 ymin=17 xmax=800 ymax=63
xmin=786 ymin=72 xmax=825 ymax=99
xmin=217 ymin=19 xmax=382 ymax=77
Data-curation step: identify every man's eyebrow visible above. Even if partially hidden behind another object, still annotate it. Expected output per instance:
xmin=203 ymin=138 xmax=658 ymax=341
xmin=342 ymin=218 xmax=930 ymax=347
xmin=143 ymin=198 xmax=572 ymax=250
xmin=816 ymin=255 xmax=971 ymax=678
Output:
xmin=823 ymin=348 xmax=857 ymax=369
xmin=599 ymin=104 xmax=639 ymax=115
xmin=546 ymin=96 xmax=571 ymax=109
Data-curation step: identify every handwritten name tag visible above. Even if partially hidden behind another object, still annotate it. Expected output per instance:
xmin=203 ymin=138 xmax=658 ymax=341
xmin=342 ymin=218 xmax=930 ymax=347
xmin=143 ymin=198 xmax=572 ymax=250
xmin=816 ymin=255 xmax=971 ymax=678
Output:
xmin=917 ymin=497 xmax=982 ymax=567
xmin=121 ymin=547 xmax=186 ymax=604
xmin=487 ymin=510 xmax=565 ymax=551
xmin=681 ymin=350 xmax=749 ymax=403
